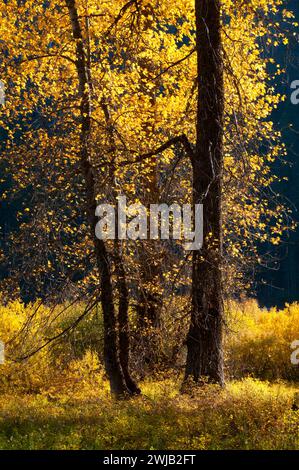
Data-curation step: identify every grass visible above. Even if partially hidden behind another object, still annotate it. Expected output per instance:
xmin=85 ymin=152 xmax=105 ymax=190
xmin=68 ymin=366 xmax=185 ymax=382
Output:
xmin=0 ymin=300 xmax=299 ymax=450
xmin=0 ymin=378 xmax=298 ymax=450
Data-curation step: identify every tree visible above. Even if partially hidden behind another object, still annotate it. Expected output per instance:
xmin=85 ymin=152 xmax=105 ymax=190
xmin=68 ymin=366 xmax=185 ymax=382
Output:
xmin=65 ymin=0 xmax=140 ymax=397
xmin=184 ymin=0 xmax=224 ymax=385
xmin=0 ymin=0 xmax=294 ymax=393
xmin=183 ymin=0 xmax=295 ymax=385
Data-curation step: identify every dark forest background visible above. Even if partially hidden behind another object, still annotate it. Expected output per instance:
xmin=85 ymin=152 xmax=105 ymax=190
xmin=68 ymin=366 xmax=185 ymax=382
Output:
xmin=256 ymin=0 xmax=299 ymax=307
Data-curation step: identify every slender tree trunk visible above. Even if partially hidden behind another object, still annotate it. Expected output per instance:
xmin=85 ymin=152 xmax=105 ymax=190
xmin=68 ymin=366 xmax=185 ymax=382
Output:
xmin=116 ymin=257 xmax=141 ymax=394
xmin=135 ymin=245 xmax=162 ymax=373
xmin=100 ymin=97 xmax=140 ymax=394
xmin=66 ymin=0 xmax=129 ymax=397
xmin=135 ymin=73 xmax=162 ymax=368
xmin=135 ymin=237 xmax=162 ymax=369
xmin=136 ymin=186 xmax=162 ymax=336
xmin=184 ymin=0 xmax=224 ymax=386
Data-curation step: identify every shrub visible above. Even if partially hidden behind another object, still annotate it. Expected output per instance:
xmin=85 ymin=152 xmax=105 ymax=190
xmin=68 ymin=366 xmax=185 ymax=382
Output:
xmin=0 ymin=298 xmax=299 ymax=394
xmin=0 ymin=299 xmax=103 ymax=393
xmin=226 ymin=299 xmax=299 ymax=381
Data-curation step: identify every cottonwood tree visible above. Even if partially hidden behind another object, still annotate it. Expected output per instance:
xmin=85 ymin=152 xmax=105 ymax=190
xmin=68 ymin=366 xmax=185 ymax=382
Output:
xmin=0 ymin=0 xmax=294 ymax=391
xmin=183 ymin=0 xmax=225 ymax=385
xmin=0 ymin=0 xmax=151 ymax=397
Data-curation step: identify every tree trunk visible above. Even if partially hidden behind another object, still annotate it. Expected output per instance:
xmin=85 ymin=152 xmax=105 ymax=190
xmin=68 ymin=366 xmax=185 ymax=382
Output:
xmin=184 ymin=0 xmax=224 ymax=386
xmin=66 ymin=0 xmax=129 ymax=398
xmin=116 ymin=257 xmax=141 ymax=394
xmin=100 ymin=96 xmax=140 ymax=395
xmin=135 ymin=71 xmax=162 ymax=368
xmin=135 ymin=240 xmax=162 ymax=370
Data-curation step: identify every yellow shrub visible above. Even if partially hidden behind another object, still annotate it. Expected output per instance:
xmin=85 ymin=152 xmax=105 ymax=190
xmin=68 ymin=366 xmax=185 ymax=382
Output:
xmin=226 ymin=300 xmax=299 ymax=380
xmin=0 ymin=300 xmax=104 ymax=394
xmin=0 ymin=298 xmax=299 ymax=394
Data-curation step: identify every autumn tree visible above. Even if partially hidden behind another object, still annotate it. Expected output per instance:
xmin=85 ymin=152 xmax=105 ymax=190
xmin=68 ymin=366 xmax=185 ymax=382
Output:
xmin=0 ymin=0 xmax=294 ymax=392
xmin=183 ymin=0 xmax=295 ymax=385
xmin=182 ymin=0 xmax=225 ymax=385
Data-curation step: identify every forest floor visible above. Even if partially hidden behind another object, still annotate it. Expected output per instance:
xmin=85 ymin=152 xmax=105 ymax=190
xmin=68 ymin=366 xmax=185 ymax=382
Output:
xmin=0 ymin=378 xmax=298 ymax=450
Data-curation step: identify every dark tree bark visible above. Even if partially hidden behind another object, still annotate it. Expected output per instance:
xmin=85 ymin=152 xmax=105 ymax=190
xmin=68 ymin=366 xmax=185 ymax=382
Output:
xmin=135 ymin=274 xmax=162 ymax=371
xmin=100 ymin=97 xmax=140 ymax=395
xmin=66 ymin=0 xmax=130 ymax=397
xmin=184 ymin=0 xmax=225 ymax=386
xmin=116 ymin=258 xmax=141 ymax=394
xmin=135 ymin=239 xmax=162 ymax=370
xmin=134 ymin=68 xmax=162 ymax=368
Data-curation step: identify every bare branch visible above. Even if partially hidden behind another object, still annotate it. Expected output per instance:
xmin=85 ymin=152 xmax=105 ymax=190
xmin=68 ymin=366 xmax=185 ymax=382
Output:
xmin=153 ymin=48 xmax=196 ymax=80
xmin=119 ymin=134 xmax=194 ymax=166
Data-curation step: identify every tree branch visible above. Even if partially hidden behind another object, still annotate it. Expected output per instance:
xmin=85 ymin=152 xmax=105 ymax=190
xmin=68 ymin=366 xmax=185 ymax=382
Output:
xmin=119 ymin=134 xmax=194 ymax=166
xmin=153 ymin=48 xmax=196 ymax=80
